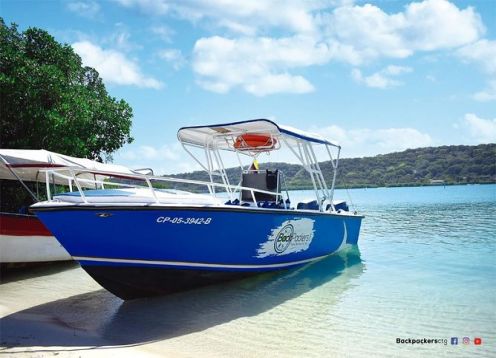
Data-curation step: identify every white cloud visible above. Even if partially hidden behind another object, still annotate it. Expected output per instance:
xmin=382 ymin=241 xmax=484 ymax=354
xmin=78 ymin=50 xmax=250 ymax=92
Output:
xmin=114 ymin=0 xmax=170 ymax=15
xmin=401 ymin=0 xmax=484 ymax=50
xmin=115 ymin=0 xmax=486 ymax=95
xmin=139 ymin=145 xmax=179 ymax=160
xmin=217 ymin=20 xmax=256 ymax=36
xmin=72 ymin=41 xmax=163 ymax=89
xmin=457 ymin=40 xmax=496 ymax=101
xmin=190 ymin=0 xmax=484 ymax=95
xmin=116 ymin=0 xmax=484 ymax=49
xmin=325 ymin=0 xmax=484 ymax=65
xmin=316 ymin=125 xmax=433 ymax=157
xmin=244 ymin=74 xmax=314 ymax=96
xmin=115 ymin=0 xmax=323 ymax=34
xmin=159 ymin=49 xmax=187 ymax=70
xmin=426 ymin=75 xmax=437 ymax=82
xmin=119 ymin=144 xmax=180 ymax=164
xmin=463 ymin=114 xmax=496 ymax=143
xmin=473 ymin=81 xmax=496 ymax=102
xmin=456 ymin=40 xmax=496 ymax=75
xmin=116 ymin=143 xmax=200 ymax=175
xmin=114 ymin=30 xmax=132 ymax=50
xmin=325 ymin=5 xmax=411 ymax=63
xmin=383 ymin=65 xmax=411 ymax=76
xmin=352 ymin=69 xmax=399 ymax=89
xmin=66 ymin=1 xmax=101 ymax=19
xmin=352 ymin=65 xmax=412 ymax=89
xmin=101 ymin=24 xmax=142 ymax=52
xmin=193 ymin=35 xmax=325 ymax=95
xmin=150 ymin=25 xmax=175 ymax=42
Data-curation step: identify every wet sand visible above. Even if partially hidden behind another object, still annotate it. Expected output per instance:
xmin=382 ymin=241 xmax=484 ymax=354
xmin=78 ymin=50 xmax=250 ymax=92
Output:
xmin=0 ymin=252 xmax=362 ymax=357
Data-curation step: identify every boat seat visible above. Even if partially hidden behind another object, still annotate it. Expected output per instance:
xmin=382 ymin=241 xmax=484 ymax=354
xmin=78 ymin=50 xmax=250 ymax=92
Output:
xmin=240 ymin=169 xmax=280 ymax=202
xmin=257 ymin=201 xmax=277 ymax=209
xmin=256 ymin=199 xmax=292 ymax=209
xmin=297 ymin=200 xmax=319 ymax=210
xmin=54 ymin=188 xmax=222 ymax=206
xmin=326 ymin=200 xmax=349 ymax=212
xmin=297 ymin=200 xmax=349 ymax=211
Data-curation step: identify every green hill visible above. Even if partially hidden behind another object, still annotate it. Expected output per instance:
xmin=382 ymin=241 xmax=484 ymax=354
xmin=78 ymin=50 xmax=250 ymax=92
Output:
xmin=167 ymin=144 xmax=496 ymax=190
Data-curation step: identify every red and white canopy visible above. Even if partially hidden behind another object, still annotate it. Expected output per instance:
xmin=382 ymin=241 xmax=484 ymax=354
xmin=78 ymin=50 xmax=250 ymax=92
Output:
xmin=0 ymin=149 xmax=134 ymax=183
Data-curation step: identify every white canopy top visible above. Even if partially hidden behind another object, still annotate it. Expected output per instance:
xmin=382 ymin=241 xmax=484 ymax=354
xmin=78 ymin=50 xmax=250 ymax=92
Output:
xmin=0 ymin=149 xmax=135 ymax=183
xmin=177 ymin=119 xmax=339 ymax=149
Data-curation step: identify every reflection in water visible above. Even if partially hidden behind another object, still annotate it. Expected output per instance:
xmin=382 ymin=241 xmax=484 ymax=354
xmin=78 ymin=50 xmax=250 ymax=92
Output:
xmin=0 ymin=247 xmax=364 ymax=349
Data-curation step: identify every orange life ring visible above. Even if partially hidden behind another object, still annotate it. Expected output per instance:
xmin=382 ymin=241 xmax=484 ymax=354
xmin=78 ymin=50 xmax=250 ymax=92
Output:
xmin=234 ymin=134 xmax=276 ymax=150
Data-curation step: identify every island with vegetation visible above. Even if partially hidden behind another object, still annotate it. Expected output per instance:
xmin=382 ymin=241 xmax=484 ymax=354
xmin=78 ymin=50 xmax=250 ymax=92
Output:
xmin=169 ymin=144 xmax=496 ymax=190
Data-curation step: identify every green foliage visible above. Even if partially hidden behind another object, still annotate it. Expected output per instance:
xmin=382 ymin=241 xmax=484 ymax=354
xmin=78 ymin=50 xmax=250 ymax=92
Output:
xmin=0 ymin=19 xmax=133 ymax=161
xmin=328 ymin=144 xmax=496 ymax=188
xmin=0 ymin=179 xmax=38 ymax=213
xmin=170 ymin=144 xmax=496 ymax=190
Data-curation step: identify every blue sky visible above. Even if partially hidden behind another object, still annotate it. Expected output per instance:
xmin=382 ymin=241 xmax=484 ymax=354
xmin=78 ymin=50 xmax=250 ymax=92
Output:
xmin=2 ymin=0 xmax=495 ymax=174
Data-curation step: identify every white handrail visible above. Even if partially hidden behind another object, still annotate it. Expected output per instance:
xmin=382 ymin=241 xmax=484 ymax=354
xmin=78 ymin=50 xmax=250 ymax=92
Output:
xmin=70 ymin=168 xmax=87 ymax=203
xmin=40 ymin=167 xmax=289 ymax=206
xmin=145 ymin=177 xmax=160 ymax=204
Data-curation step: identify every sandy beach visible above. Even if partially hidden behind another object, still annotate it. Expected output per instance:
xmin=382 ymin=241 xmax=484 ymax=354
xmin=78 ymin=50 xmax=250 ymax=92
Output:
xmin=0 ymin=253 xmax=363 ymax=358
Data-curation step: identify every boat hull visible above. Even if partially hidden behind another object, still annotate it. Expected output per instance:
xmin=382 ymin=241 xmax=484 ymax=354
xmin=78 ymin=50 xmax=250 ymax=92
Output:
xmin=33 ymin=206 xmax=363 ymax=299
xmin=0 ymin=213 xmax=71 ymax=263
xmin=82 ymin=264 xmax=265 ymax=299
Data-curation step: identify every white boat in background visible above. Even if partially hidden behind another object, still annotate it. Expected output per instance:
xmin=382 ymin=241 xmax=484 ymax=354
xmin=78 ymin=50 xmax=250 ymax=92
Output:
xmin=0 ymin=149 xmax=136 ymax=264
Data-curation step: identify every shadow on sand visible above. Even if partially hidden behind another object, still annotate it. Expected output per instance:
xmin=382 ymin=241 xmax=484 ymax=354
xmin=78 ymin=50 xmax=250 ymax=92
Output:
xmin=0 ymin=261 xmax=78 ymax=284
xmin=0 ymin=247 xmax=364 ymax=352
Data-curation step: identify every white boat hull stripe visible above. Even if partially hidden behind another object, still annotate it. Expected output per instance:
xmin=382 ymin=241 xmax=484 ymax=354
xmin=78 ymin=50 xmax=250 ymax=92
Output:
xmin=73 ymin=255 xmax=330 ymax=269
xmin=1 ymin=234 xmax=71 ymax=263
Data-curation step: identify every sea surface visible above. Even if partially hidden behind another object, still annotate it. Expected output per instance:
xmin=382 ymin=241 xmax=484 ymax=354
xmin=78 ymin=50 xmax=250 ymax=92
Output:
xmin=1 ymin=184 xmax=495 ymax=357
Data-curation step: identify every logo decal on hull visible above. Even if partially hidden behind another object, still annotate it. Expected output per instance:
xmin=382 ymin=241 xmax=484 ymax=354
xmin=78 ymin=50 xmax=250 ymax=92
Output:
xmin=274 ymin=224 xmax=294 ymax=253
xmin=255 ymin=218 xmax=315 ymax=258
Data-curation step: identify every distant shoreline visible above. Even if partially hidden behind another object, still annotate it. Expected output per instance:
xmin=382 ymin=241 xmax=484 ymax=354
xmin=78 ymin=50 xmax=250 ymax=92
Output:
xmin=158 ymin=182 xmax=495 ymax=195
xmin=324 ymin=181 xmax=495 ymax=190
xmin=168 ymin=144 xmax=495 ymax=192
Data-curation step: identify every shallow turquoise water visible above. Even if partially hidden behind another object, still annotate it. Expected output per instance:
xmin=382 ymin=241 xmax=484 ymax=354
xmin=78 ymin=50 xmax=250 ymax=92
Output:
xmin=309 ymin=184 xmax=496 ymax=356
xmin=1 ymin=184 xmax=495 ymax=357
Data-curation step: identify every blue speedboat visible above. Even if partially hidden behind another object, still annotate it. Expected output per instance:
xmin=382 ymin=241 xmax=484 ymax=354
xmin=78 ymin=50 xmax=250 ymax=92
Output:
xmin=31 ymin=119 xmax=363 ymax=299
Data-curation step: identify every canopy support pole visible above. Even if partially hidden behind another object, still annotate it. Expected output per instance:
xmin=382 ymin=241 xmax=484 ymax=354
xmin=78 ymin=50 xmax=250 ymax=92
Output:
xmin=327 ymin=145 xmax=340 ymax=207
xmin=0 ymin=154 xmax=39 ymax=202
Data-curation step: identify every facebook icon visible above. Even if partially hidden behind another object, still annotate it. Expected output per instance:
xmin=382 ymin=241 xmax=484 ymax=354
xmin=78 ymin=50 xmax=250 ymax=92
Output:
xmin=451 ymin=337 xmax=458 ymax=345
